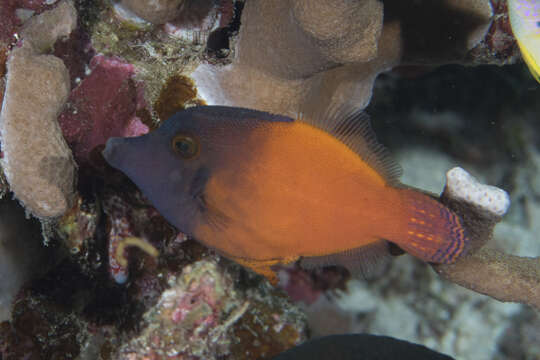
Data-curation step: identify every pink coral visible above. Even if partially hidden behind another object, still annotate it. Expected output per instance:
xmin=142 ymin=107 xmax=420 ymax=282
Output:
xmin=58 ymin=55 xmax=149 ymax=165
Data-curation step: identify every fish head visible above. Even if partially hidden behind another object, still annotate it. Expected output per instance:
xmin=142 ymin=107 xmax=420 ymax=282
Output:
xmin=103 ymin=106 xmax=290 ymax=235
xmin=103 ymin=109 xmax=221 ymax=234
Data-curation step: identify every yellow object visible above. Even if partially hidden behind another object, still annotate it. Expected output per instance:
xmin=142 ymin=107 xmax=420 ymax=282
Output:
xmin=115 ymin=236 xmax=159 ymax=267
xmin=508 ymin=0 xmax=540 ymax=82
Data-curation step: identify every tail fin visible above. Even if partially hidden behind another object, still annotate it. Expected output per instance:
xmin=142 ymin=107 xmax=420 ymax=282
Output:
xmin=396 ymin=189 xmax=469 ymax=264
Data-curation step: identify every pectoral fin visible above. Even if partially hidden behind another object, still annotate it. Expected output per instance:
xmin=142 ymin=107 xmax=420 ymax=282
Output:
xmin=190 ymin=166 xmax=230 ymax=231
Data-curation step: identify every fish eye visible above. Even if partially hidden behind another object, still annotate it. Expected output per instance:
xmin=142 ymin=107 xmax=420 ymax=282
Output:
xmin=171 ymin=134 xmax=199 ymax=159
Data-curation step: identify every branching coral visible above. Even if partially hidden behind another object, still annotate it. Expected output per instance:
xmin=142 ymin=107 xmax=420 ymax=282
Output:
xmin=0 ymin=0 xmax=77 ymax=218
xmin=434 ymin=167 xmax=540 ymax=310
xmin=193 ymin=0 xmax=513 ymax=117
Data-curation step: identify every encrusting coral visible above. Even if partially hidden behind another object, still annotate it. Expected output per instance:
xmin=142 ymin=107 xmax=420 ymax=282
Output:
xmin=0 ymin=0 xmax=77 ymax=218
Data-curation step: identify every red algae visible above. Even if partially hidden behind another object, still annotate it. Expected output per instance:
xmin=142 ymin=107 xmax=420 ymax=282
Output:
xmin=58 ymin=55 xmax=149 ymax=164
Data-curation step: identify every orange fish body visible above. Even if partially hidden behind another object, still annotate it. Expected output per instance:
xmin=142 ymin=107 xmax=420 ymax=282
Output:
xmin=103 ymin=106 xmax=469 ymax=284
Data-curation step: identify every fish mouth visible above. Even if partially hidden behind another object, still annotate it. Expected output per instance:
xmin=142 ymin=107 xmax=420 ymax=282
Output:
xmin=102 ymin=137 xmax=122 ymax=169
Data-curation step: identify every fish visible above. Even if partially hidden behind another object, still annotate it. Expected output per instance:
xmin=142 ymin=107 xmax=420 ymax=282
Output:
xmin=508 ymin=0 xmax=540 ymax=82
xmin=270 ymin=334 xmax=454 ymax=360
xmin=103 ymin=105 xmax=470 ymax=284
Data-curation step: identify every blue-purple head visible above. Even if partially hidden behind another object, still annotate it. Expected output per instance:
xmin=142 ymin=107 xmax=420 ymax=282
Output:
xmin=103 ymin=105 xmax=291 ymax=234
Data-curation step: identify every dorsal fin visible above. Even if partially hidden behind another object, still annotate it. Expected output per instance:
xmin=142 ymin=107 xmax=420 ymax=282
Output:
xmin=187 ymin=105 xmax=294 ymax=124
xmin=297 ymin=103 xmax=402 ymax=185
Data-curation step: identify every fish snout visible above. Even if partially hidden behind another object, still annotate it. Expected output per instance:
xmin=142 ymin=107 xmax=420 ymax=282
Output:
xmin=102 ymin=137 xmax=127 ymax=170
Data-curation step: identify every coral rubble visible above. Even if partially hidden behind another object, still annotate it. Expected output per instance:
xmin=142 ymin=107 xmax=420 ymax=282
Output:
xmin=118 ymin=258 xmax=307 ymax=359
xmin=0 ymin=0 xmax=77 ymax=218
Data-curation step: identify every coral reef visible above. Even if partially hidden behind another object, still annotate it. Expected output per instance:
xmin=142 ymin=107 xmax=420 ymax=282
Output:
xmin=434 ymin=167 xmax=540 ymax=310
xmin=192 ymin=0 xmax=512 ymax=117
xmin=88 ymin=1 xmax=223 ymax=125
xmin=114 ymin=0 xmax=235 ymax=42
xmin=0 ymin=0 xmax=77 ymax=218
xmin=0 ymin=0 xmax=538 ymax=359
xmin=332 ymin=62 xmax=540 ymax=359
xmin=118 ymin=258 xmax=307 ymax=359
xmin=102 ymin=191 xmax=160 ymax=284
xmin=298 ymin=142 xmax=538 ymax=359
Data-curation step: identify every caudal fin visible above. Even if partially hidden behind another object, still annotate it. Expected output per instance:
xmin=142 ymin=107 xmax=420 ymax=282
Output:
xmin=396 ymin=189 xmax=469 ymax=264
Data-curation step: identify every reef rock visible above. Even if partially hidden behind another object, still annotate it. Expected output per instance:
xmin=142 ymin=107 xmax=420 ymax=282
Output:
xmin=0 ymin=0 xmax=77 ymax=218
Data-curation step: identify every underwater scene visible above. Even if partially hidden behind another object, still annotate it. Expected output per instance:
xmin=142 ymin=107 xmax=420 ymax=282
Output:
xmin=0 ymin=0 xmax=539 ymax=359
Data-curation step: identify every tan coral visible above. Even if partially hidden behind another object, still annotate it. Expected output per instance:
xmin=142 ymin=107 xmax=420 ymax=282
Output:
xmin=434 ymin=167 xmax=540 ymax=311
xmin=192 ymin=0 xmax=499 ymax=117
xmin=0 ymin=0 xmax=77 ymax=218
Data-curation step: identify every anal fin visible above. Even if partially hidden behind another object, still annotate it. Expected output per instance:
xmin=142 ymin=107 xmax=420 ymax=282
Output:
xmin=299 ymin=240 xmax=392 ymax=279
xmin=231 ymin=255 xmax=299 ymax=286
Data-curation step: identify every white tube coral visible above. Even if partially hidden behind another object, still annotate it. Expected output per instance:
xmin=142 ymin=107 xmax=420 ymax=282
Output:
xmin=435 ymin=167 xmax=540 ymax=310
